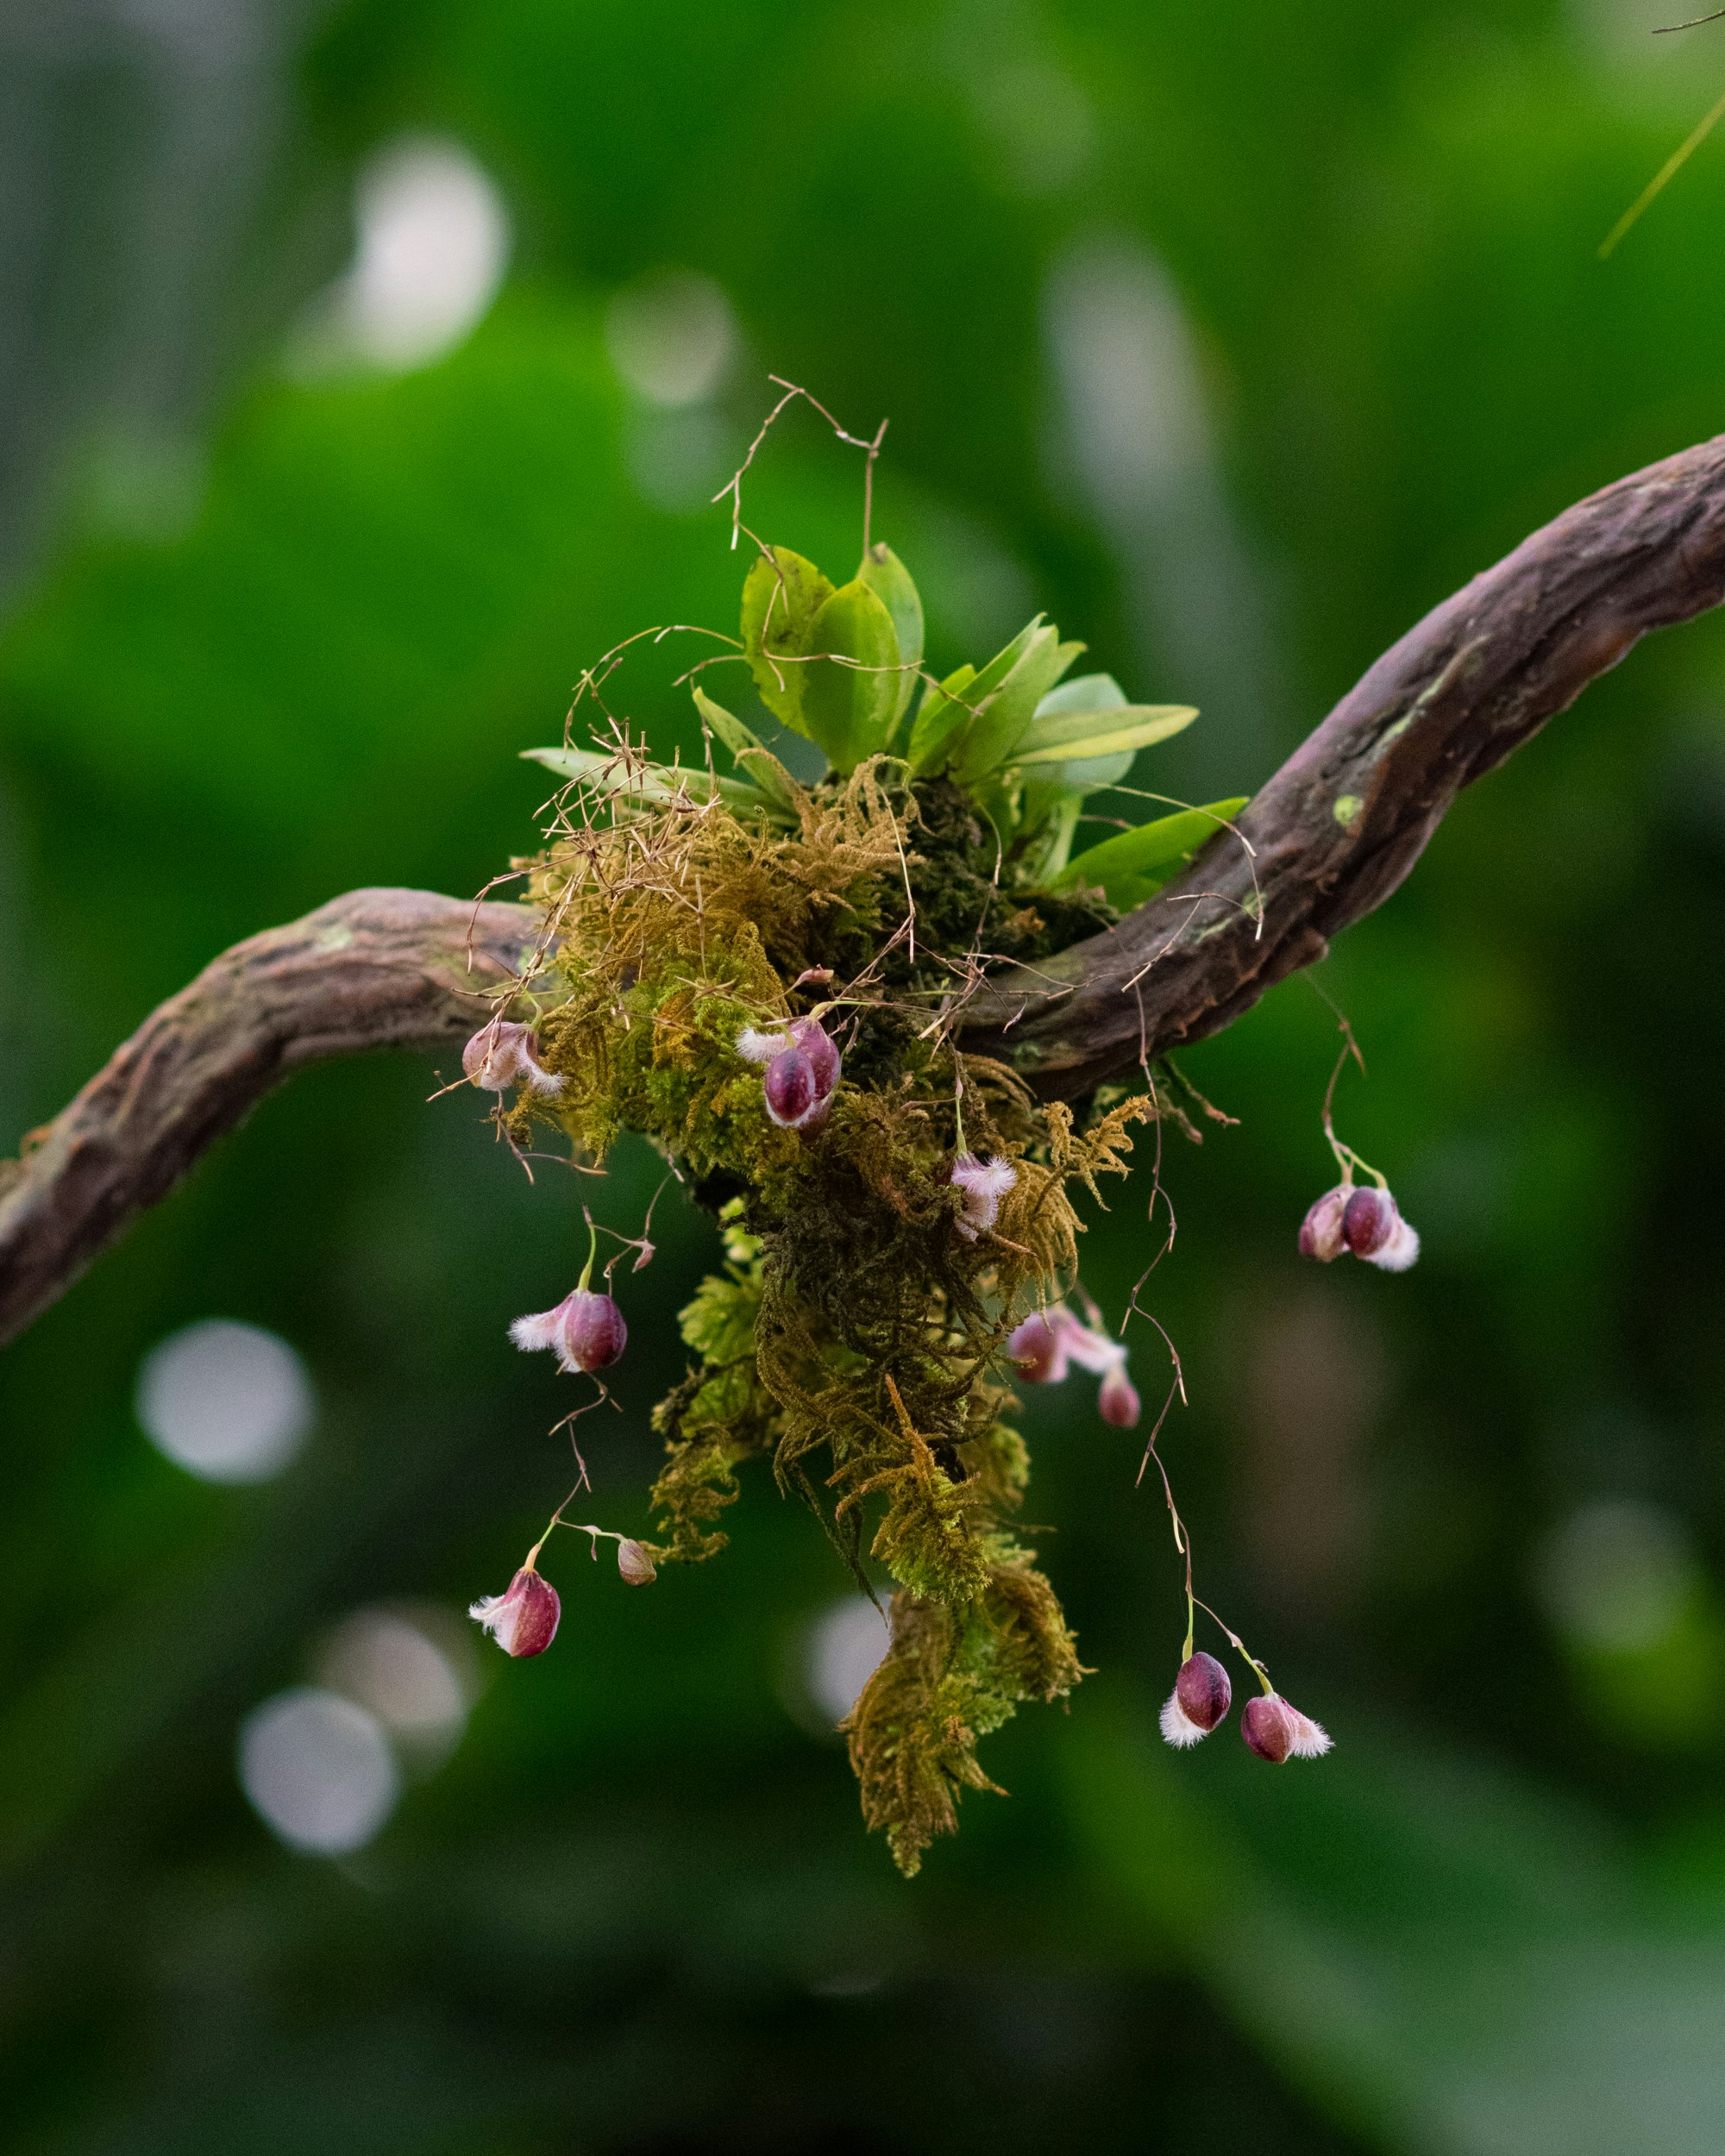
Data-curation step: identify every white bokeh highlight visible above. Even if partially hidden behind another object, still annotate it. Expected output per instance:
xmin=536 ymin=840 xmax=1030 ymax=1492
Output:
xmin=295 ymin=136 xmax=510 ymax=374
xmin=805 ymin=1595 xmax=892 ymax=1727
xmin=605 ymin=268 xmax=736 ymax=407
xmin=1043 ymin=235 xmax=1282 ymax=775
xmin=319 ymin=1608 xmax=470 ymax=1750
xmin=1535 ymin=1499 xmax=1699 ymax=1655
xmin=135 ymin=1319 xmax=314 ymax=1483
xmin=238 ymin=1688 xmax=398 ymax=1855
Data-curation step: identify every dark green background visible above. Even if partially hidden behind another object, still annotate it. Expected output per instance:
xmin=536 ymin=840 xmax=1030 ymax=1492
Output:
xmin=4 ymin=2 xmax=1725 ymax=2148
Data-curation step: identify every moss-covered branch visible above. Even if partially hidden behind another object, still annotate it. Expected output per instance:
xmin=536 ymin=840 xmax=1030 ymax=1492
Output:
xmin=10 ymin=433 xmax=1725 ymax=1336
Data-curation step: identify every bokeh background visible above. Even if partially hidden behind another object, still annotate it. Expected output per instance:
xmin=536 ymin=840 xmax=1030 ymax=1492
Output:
xmin=5 ymin=2 xmax=1725 ymax=2149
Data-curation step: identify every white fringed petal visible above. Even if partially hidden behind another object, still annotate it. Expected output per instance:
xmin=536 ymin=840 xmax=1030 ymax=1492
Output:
xmin=1159 ymin=1690 xmax=1209 ymax=1748
xmin=509 ymin=1307 xmax=565 ymax=1353
xmin=468 ymin=1590 xmax=520 ymax=1653
xmin=736 ymin=1025 xmax=791 ymax=1065
xmin=951 ymin=1154 xmax=1017 ymax=1239
xmin=1365 ymin=1218 xmax=1421 ymax=1272
xmin=1286 ymin=1708 xmax=1333 ymax=1758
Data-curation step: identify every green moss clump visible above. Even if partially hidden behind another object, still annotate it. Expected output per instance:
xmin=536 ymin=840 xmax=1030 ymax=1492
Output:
xmin=502 ymin=734 xmax=1156 ymax=1874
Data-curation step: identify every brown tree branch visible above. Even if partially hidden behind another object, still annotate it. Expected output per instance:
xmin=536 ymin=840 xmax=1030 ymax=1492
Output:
xmin=956 ymin=432 xmax=1725 ymax=1091
xmin=7 ymin=434 xmax=1725 ymax=1346
xmin=0 ymin=890 xmax=540 ymax=1346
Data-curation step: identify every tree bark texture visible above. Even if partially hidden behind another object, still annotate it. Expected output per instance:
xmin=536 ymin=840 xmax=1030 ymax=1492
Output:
xmin=8 ymin=434 xmax=1725 ymax=1344
xmin=957 ymin=433 xmax=1725 ymax=1092
xmin=0 ymin=890 xmax=538 ymax=1344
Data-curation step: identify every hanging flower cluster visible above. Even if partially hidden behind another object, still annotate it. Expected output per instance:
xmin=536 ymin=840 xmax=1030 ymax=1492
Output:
xmin=1297 ymin=1049 xmax=1421 ymax=1274
xmin=736 ymin=1016 xmax=843 ymax=1130
xmin=1158 ymin=1648 xmax=1331 ymax=1761
xmin=470 ymin=1518 xmax=658 ymax=1659
xmin=1007 ymin=1300 xmax=1141 ymax=1428
xmin=1299 ymin=1181 xmax=1420 ymax=1272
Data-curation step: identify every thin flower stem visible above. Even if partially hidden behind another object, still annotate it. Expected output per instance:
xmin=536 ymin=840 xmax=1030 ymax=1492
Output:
xmin=1192 ymin=1596 xmax=1275 ymax=1695
xmin=1320 ymin=1037 xmax=1388 ymax=1188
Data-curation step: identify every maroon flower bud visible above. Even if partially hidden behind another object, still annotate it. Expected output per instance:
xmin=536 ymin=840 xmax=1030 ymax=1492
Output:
xmin=1241 ymin=1693 xmax=1292 ymax=1762
xmin=561 ymin=1288 xmax=628 ymax=1371
xmin=511 ymin=1287 xmax=628 ymax=1374
xmin=1341 ymin=1185 xmax=1396 ymax=1257
xmin=462 ymin=1019 xmax=563 ymax=1097
xmin=615 ymin=1538 xmax=657 ymax=1586
xmin=789 ymin=1016 xmax=841 ymax=1100
xmin=1179 ymin=1651 xmax=1232 ymax=1728
xmin=763 ymin=1045 xmax=817 ymax=1129
xmin=1339 ymin=1184 xmax=1421 ymax=1269
xmin=1007 ymin=1311 xmax=1069 ymax=1383
xmin=469 ymin=1566 xmax=560 ymax=1658
xmin=1241 ymin=1690 xmax=1333 ymax=1763
xmin=1298 ymin=1186 xmax=1349 ymax=1262
xmin=1098 ymin=1363 xmax=1140 ymax=1429
xmin=1161 ymin=1651 xmax=1232 ymax=1745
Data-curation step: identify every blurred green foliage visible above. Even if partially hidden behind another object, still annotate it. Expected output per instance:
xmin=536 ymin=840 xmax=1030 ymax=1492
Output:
xmin=5 ymin=0 xmax=1725 ymax=2149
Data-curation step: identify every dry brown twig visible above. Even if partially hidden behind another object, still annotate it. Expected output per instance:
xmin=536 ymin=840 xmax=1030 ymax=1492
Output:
xmin=8 ymin=433 xmax=1725 ymax=1346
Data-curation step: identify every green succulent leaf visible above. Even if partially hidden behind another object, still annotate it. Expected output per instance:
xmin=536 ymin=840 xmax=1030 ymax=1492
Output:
xmin=690 ymin=686 xmax=804 ymax=814
xmin=906 ymin=661 xmax=980 ymax=775
xmin=1051 ymin=797 xmax=1250 ymax=909
xmin=1014 ymin=793 xmax=1084 ymax=887
xmin=906 ymin=615 xmax=1085 ymax=780
xmin=1012 ymin=704 xmax=1197 ymax=766
xmin=521 ymin=743 xmax=792 ymax=822
xmin=947 ymin=624 xmax=1085 ymax=787
xmin=1008 ymin=673 xmax=1132 ymax=878
xmin=1005 ymin=675 xmax=1201 ymax=879
xmin=690 ymin=685 xmax=766 ymax=761
xmin=1013 ymin=754 xmax=1136 ymax=884
xmin=739 ymin=545 xmax=835 ymax=731
xmin=1029 ymin=671 xmax=1129 ymax=720
xmin=908 ymin=617 xmax=1044 ymax=775
xmin=798 ymin=575 xmax=902 ymax=773
xmin=858 ymin=542 xmax=925 ymax=733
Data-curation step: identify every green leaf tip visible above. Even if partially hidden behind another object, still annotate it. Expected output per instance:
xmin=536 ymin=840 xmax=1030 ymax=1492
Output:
xmin=907 ymin=613 xmax=1080 ymax=780
xmin=690 ymin=686 xmax=804 ymax=816
xmin=800 ymin=576 xmax=902 ymax=773
xmin=1052 ymin=797 xmax=1249 ymax=910
xmin=740 ymin=545 xmax=835 ymax=733
xmin=738 ymin=541 xmax=925 ymax=774
xmin=859 ymin=542 xmax=925 ymax=730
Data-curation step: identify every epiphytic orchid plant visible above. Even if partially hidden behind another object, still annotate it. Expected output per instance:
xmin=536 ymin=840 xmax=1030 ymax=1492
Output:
xmin=13 ymin=394 xmax=1704 ymax=1875
xmin=452 ymin=393 xmax=1368 ymax=1874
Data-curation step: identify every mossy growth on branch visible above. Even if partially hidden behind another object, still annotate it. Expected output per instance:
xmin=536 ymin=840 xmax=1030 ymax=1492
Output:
xmin=480 ymin=499 xmax=1245 ymax=1874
